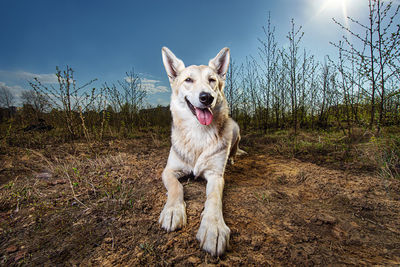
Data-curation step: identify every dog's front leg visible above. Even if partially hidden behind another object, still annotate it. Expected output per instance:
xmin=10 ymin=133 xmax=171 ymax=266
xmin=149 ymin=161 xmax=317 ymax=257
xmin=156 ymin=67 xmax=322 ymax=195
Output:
xmin=159 ymin=166 xmax=187 ymax=232
xmin=196 ymin=170 xmax=230 ymax=257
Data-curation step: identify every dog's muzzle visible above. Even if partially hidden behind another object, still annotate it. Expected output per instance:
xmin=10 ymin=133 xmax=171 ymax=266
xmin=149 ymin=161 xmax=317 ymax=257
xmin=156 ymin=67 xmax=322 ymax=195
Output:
xmin=199 ymin=92 xmax=214 ymax=106
xmin=185 ymin=96 xmax=214 ymax=126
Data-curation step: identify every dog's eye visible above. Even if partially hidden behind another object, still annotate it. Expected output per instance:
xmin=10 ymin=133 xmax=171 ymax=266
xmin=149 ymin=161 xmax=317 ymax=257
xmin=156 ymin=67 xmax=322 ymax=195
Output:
xmin=209 ymin=78 xmax=216 ymax=83
xmin=185 ymin=78 xmax=193 ymax=83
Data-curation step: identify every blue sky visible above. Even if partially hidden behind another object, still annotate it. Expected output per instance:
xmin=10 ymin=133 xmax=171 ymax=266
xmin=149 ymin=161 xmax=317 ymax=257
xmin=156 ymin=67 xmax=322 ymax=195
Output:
xmin=0 ymin=0 xmax=368 ymax=106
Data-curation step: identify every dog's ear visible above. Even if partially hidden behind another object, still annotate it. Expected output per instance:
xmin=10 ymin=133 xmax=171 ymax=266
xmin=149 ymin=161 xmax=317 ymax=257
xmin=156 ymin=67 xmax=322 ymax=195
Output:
xmin=209 ymin=47 xmax=230 ymax=80
xmin=162 ymin=47 xmax=185 ymax=82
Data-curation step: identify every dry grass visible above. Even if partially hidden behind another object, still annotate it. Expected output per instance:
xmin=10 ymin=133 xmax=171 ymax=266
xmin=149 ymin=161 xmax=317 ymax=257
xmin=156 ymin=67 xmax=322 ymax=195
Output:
xmin=358 ymin=134 xmax=400 ymax=180
xmin=0 ymin=138 xmax=166 ymax=265
xmin=1 ymin=148 xmax=140 ymax=212
xmin=1 ymin=130 xmax=399 ymax=265
xmin=240 ymin=128 xmax=400 ymax=177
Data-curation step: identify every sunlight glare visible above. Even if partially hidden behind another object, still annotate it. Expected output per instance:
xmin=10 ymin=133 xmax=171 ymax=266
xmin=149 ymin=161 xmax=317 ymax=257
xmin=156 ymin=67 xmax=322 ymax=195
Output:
xmin=322 ymin=0 xmax=348 ymax=11
xmin=318 ymin=0 xmax=349 ymax=21
xmin=309 ymin=0 xmax=351 ymax=30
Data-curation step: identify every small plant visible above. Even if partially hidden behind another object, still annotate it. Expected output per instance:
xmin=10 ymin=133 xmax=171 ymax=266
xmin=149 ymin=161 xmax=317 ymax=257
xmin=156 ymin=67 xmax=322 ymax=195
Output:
xmin=296 ymin=170 xmax=307 ymax=183
xmin=276 ymin=174 xmax=288 ymax=185
xmin=139 ymin=242 xmax=154 ymax=255
xmin=2 ymin=181 xmax=14 ymax=189
xmin=2 ymin=181 xmax=36 ymax=212
xmin=360 ymin=134 xmax=400 ymax=180
xmin=378 ymin=137 xmax=400 ymax=180
xmin=255 ymin=192 xmax=270 ymax=203
xmin=72 ymin=167 xmax=80 ymax=176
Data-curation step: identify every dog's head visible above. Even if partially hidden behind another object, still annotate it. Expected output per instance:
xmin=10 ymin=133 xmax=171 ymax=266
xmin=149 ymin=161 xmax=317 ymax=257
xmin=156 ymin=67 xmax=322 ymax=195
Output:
xmin=162 ymin=47 xmax=230 ymax=126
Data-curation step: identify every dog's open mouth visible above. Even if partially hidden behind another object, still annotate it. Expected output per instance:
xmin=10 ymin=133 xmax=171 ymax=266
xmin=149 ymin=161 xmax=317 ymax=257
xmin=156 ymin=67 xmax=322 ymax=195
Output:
xmin=185 ymin=97 xmax=213 ymax=126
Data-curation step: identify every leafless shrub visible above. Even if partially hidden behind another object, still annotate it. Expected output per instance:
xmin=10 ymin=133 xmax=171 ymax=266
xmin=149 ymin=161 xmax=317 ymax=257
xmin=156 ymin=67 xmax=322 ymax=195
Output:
xmin=104 ymin=69 xmax=147 ymax=133
xmin=29 ymin=66 xmax=97 ymax=139
xmin=0 ymin=86 xmax=15 ymax=108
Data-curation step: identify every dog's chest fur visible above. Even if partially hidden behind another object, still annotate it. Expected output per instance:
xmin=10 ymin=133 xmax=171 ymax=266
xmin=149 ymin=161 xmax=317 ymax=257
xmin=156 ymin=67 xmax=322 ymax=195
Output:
xmin=171 ymin=118 xmax=226 ymax=167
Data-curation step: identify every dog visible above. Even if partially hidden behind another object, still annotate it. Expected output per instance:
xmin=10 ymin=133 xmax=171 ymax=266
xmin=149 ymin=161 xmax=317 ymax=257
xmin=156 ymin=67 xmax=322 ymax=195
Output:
xmin=159 ymin=46 xmax=245 ymax=257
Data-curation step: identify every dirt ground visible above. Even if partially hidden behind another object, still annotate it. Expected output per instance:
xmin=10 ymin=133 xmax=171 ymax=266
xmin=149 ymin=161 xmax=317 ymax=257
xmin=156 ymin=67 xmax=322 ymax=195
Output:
xmin=1 ymin=136 xmax=400 ymax=266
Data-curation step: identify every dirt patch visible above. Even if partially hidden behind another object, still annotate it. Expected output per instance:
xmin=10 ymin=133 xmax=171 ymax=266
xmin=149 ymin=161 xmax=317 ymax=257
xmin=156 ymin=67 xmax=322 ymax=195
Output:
xmin=1 ymin=139 xmax=400 ymax=265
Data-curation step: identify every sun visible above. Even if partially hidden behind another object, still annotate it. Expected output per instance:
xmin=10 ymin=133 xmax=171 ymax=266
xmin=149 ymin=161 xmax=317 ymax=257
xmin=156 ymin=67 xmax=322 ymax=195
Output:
xmin=318 ymin=0 xmax=349 ymax=17
xmin=322 ymin=0 xmax=349 ymax=11
xmin=313 ymin=0 xmax=350 ymax=28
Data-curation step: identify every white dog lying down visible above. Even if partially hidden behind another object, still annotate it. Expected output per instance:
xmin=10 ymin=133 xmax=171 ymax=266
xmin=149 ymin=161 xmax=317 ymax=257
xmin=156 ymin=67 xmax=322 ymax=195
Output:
xmin=159 ymin=46 xmax=244 ymax=257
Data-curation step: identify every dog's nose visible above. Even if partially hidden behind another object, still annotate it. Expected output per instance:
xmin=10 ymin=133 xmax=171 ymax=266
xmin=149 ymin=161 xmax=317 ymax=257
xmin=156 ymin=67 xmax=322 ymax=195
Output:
xmin=199 ymin=92 xmax=214 ymax=106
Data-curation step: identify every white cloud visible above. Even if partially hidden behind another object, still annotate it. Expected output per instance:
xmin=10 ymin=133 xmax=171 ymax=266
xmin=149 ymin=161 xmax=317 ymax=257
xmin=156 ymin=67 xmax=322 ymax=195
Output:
xmin=155 ymin=97 xmax=170 ymax=106
xmin=141 ymin=78 xmax=169 ymax=94
xmin=0 ymin=81 xmax=25 ymax=98
xmin=0 ymin=70 xmax=59 ymax=84
xmin=15 ymin=71 xmax=59 ymax=84
xmin=123 ymin=76 xmax=170 ymax=94
xmin=124 ymin=76 xmax=140 ymax=84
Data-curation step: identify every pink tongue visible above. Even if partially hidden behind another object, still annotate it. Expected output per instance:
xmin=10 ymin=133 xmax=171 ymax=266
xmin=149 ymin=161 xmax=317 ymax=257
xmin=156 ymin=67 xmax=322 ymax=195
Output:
xmin=195 ymin=108 xmax=213 ymax=125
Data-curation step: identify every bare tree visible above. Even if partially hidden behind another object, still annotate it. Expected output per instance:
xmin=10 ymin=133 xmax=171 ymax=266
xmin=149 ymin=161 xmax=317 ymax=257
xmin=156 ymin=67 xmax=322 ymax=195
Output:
xmin=0 ymin=86 xmax=15 ymax=108
xmin=298 ymin=50 xmax=315 ymax=128
xmin=104 ymin=68 xmax=147 ymax=131
xmin=332 ymin=0 xmax=400 ymax=132
xmin=258 ymin=11 xmax=278 ymax=132
xmin=21 ymin=90 xmax=50 ymax=112
xmin=242 ymin=57 xmax=262 ymax=130
xmin=318 ymin=58 xmax=334 ymax=128
xmin=225 ymin=60 xmax=242 ymax=120
xmin=118 ymin=69 xmax=146 ymax=114
xmin=285 ymin=19 xmax=304 ymax=134
xmin=29 ymin=66 xmax=97 ymax=138
xmin=375 ymin=0 xmax=400 ymax=131
xmin=20 ymin=90 xmax=50 ymax=122
xmin=307 ymin=57 xmax=319 ymax=129
xmin=277 ymin=48 xmax=290 ymax=129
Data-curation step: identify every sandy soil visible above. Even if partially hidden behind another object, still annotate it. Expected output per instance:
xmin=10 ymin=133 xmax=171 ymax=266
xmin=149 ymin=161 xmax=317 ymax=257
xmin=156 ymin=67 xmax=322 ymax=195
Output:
xmin=1 ymin=137 xmax=399 ymax=266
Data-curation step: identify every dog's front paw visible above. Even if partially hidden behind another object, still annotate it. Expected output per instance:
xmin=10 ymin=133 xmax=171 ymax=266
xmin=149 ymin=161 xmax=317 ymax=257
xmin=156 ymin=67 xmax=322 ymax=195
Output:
xmin=159 ymin=202 xmax=187 ymax=232
xmin=196 ymin=215 xmax=230 ymax=257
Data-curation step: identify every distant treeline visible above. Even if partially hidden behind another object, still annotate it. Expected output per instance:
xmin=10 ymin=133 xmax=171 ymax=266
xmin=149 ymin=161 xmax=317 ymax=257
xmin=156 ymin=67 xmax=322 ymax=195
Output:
xmin=1 ymin=0 xmax=399 ymax=141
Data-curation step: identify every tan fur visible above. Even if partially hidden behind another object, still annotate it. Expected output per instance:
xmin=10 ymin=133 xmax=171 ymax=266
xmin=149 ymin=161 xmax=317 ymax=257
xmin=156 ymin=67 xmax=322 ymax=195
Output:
xmin=159 ymin=46 xmax=244 ymax=257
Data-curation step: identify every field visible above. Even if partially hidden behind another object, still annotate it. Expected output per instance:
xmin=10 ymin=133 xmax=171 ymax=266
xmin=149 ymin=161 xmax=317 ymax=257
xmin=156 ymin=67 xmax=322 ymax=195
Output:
xmin=2 ymin=0 xmax=400 ymax=265
xmin=1 ymin=132 xmax=399 ymax=266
